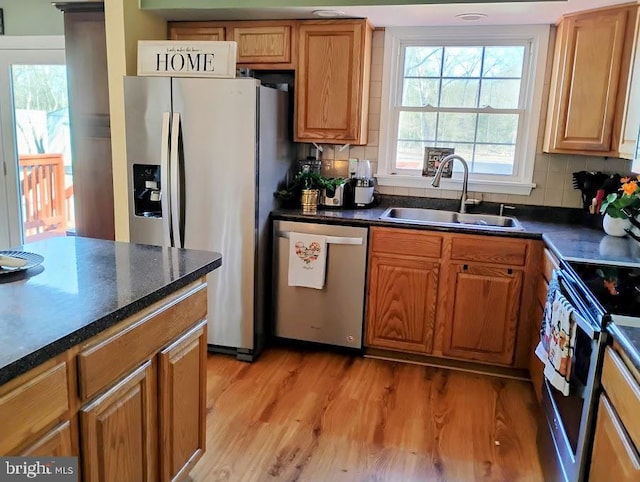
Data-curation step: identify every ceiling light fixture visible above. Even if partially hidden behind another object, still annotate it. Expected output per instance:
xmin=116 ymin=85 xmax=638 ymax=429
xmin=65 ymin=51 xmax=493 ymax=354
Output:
xmin=455 ymin=13 xmax=488 ymax=21
xmin=312 ymin=10 xmax=345 ymax=18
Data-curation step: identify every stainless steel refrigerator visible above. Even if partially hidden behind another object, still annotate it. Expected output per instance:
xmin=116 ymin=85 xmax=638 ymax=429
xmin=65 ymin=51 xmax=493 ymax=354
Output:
xmin=124 ymin=76 xmax=293 ymax=361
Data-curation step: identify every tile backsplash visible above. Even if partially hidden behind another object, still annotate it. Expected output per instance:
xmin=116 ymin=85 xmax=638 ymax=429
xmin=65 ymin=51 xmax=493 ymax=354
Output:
xmin=297 ymin=29 xmax=633 ymax=209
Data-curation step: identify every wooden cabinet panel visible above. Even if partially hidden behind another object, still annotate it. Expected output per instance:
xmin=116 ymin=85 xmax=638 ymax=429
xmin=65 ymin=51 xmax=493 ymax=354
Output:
xmin=370 ymin=227 xmax=442 ymax=258
xmin=20 ymin=421 xmax=74 ymax=457
xmin=295 ymin=20 xmax=372 ymax=144
xmin=443 ymin=264 xmax=522 ymax=365
xmin=0 ymin=362 xmax=69 ymax=454
xmin=366 ymin=254 xmax=438 ymax=353
xmin=168 ymin=23 xmax=225 ymax=41
xmin=590 ymin=395 xmax=640 ymax=482
xmin=81 ymin=361 xmax=156 ymax=482
xmin=601 ymin=347 xmax=640 ymax=449
xmin=159 ymin=321 xmax=207 ymax=482
xmin=78 ymin=283 xmax=207 ymax=401
xmin=544 ymin=4 xmax=637 ymax=155
xmin=450 ymin=235 xmax=527 ymax=266
xmin=230 ymin=23 xmax=293 ymax=65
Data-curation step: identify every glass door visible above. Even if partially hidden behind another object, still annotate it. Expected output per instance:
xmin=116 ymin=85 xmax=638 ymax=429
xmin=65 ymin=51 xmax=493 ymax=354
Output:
xmin=0 ymin=36 xmax=67 ymax=249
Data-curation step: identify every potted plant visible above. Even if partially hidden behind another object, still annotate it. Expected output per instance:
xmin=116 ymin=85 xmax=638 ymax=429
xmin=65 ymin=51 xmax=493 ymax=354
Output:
xmin=600 ymin=176 xmax=640 ymax=236
xmin=274 ymin=169 xmax=332 ymax=213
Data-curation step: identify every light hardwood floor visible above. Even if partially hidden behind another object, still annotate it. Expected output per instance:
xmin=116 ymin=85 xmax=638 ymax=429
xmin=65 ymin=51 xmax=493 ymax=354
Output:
xmin=188 ymin=348 xmax=544 ymax=482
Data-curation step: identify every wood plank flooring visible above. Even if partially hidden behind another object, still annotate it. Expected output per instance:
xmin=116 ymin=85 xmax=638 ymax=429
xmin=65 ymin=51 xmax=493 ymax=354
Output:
xmin=187 ymin=348 xmax=544 ymax=482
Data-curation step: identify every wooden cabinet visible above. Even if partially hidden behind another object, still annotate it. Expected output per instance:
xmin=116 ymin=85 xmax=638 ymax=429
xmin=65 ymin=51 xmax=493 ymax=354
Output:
xmin=168 ymin=23 xmax=225 ymax=41
xmin=366 ymin=254 xmax=439 ymax=353
xmin=295 ymin=20 xmax=372 ymax=144
xmin=0 ymin=278 xmax=208 ymax=482
xmin=544 ymin=4 xmax=639 ymax=157
xmin=442 ymin=264 xmax=522 ymax=365
xmin=81 ymin=361 xmax=157 ymax=482
xmin=20 ymin=421 xmax=75 ymax=456
xmin=168 ymin=20 xmax=295 ymax=69
xmin=366 ymin=228 xmax=442 ymax=354
xmin=167 ymin=18 xmax=373 ymax=145
xmin=365 ymin=227 xmax=538 ymax=369
xmin=159 ymin=321 xmax=207 ymax=482
xmin=589 ymin=346 xmax=640 ymax=481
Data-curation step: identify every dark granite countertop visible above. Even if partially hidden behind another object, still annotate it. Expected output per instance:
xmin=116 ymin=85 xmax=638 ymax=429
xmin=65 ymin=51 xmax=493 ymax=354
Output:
xmin=0 ymin=236 xmax=222 ymax=386
xmin=273 ymin=195 xmax=640 ymax=370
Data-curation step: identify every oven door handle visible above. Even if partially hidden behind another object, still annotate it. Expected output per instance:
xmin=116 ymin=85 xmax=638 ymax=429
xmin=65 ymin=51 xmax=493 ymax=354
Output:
xmin=555 ymin=271 xmax=597 ymax=340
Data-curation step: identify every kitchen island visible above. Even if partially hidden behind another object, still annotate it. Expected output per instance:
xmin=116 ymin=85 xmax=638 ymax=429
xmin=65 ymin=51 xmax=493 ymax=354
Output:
xmin=0 ymin=236 xmax=221 ymax=481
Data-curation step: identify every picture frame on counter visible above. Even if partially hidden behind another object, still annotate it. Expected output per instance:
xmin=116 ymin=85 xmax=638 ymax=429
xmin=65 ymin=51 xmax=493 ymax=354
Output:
xmin=137 ymin=40 xmax=237 ymax=78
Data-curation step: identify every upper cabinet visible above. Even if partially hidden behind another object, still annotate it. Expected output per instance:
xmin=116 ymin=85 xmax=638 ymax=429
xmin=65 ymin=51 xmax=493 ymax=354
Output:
xmin=295 ymin=19 xmax=373 ymax=145
xmin=167 ymin=18 xmax=373 ymax=145
xmin=544 ymin=3 xmax=639 ymax=158
xmin=168 ymin=20 xmax=296 ymax=69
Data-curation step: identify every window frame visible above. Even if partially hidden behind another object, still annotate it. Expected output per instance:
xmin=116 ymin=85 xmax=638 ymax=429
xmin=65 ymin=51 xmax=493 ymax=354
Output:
xmin=377 ymin=25 xmax=550 ymax=196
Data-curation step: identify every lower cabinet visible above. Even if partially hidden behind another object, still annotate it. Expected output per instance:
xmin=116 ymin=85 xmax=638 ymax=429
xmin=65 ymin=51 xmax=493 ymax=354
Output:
xmin=0 ymin=279 xmax=208 ymax=482
xmin=20 ymin=420 xmax=75 ymax=457
xmin=365 ymin=227 xmax=538 ymax=368
xmin=159 ymin=322 xmax=207 ymax=482
xmin=590 ymin=395 xmax=640 ymax=481
xmin=81 ymin=361 xmax=157 ymax=482
xmin=442 ymin=263 xmax=523 ymax=365
xmin=589 ymin=346 xmax=640 ymax=481
xmin=366 ymin=253 xmax=439 ymax=353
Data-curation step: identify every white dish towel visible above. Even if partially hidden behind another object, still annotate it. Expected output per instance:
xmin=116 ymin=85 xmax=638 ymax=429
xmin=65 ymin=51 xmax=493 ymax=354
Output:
xmin=288 ymin=232 xmax=328 ymax=290
xmin=535 ymin=284 xmax=577 ymax=396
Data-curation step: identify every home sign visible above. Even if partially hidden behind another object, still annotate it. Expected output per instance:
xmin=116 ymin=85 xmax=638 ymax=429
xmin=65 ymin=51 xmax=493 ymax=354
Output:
xmin=137 ymin=40 xmax=237 ymax=78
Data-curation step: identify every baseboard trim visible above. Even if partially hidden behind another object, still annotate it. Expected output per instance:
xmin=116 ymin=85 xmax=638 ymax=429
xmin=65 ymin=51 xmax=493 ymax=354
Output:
xmin=364 ymin=348 xmax=531 ymax=381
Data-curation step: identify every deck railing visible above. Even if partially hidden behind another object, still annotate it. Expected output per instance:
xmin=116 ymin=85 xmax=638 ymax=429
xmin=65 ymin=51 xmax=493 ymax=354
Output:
xmin=18 ymin=153 xmax=74 ymax=241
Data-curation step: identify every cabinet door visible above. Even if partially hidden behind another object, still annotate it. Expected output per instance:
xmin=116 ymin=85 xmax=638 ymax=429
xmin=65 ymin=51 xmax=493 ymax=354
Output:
xmin=295 ymin=20 xmax=372 ymax=144
xmin=168 ymin=23 xmax=225 ymax=41
xmin=366 ymin=254 xmax=439 ymax=353
xmin=621 ymin=10 xmax=640 ymax=161
xmin=20 ymin=421 xmax=74 ymax=456
xmin=158 ymin=321 xmax=207 ymax=482
xmin=229 ymin=22 xmax=294 ymax=66
xmin=590 ymin=395 xmax=640 ymax=481
xmin=442 ymin=264 xmax=522 ymax=365
xmin=544 ymin=6 xmax=635 ymax=154
xmin=80 ymin=361 xmax=156 ymax=482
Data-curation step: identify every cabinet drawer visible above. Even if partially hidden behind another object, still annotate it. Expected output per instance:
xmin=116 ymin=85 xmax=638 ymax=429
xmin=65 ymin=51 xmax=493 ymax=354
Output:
xmin=602 ymin=347 xmax=640 ymax=449
xmin=0 ymin=362 xmax=69 ymax=454
xmin=78 ymin=283 xmax=207 ymax=401
xmin=450 ymin=236 xmax=527 ymax=266
xmin=370 ymin=227 xmax=442 ymax=258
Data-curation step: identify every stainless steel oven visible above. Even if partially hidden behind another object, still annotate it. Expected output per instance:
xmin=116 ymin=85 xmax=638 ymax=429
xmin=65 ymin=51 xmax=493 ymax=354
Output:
xmin=537 ymin=264 xmax=607 ymax=482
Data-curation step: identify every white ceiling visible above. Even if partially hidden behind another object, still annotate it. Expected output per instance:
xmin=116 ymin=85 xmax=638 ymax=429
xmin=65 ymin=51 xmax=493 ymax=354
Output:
xmin=154 ymin=0 xmax=635 ymax=26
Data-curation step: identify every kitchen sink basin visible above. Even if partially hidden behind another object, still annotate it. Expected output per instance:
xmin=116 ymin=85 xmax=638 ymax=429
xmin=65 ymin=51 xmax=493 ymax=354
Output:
xmin=379 ymin=207 xmax=524 ymax=231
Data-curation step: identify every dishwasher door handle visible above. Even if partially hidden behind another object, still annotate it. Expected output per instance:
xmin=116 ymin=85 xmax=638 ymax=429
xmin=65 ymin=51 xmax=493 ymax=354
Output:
xmin=276 ymin=231 xmax=363 ymax=245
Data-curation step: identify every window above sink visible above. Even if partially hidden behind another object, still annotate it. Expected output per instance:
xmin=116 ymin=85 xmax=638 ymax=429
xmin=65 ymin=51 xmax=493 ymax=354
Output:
xmin=376 ymin=25 xmax=550 ymax=196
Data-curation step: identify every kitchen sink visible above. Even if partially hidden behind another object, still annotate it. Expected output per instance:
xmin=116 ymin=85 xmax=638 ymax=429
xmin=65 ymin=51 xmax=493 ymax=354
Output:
xmin=379 ymin=207 xmax=524 ymax=231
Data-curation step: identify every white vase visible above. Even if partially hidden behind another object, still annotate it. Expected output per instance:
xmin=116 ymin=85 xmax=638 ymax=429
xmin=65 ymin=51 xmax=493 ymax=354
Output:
xmin=602 ymin=214 xmax=631 ymax=237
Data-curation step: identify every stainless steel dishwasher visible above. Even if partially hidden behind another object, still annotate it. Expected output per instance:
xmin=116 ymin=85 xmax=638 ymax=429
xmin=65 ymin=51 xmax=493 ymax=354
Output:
xmin=272 ymin=220 xmax=368 ymax=349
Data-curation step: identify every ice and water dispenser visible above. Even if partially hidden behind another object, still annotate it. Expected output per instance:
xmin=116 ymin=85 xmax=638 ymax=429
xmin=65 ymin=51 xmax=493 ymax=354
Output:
xmin=132 ymin=164 xmax=162 ymax=218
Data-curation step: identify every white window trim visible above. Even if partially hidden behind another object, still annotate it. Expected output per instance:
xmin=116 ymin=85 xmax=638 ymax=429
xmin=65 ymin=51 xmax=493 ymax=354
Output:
xmin=377 ymin=25 xmax=550 ymax=196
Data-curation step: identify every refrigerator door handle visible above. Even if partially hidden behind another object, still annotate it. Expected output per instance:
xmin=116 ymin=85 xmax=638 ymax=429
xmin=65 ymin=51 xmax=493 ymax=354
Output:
xmin=160 ymin=112 xmax=172 ymax=247
xmin=170 ymin=112 xmax=182 ymax=248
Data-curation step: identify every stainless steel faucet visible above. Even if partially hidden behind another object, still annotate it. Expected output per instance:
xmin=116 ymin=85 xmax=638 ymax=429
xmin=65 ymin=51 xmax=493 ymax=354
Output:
xmin=431 ymin=154 xmax=471 ymax=214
